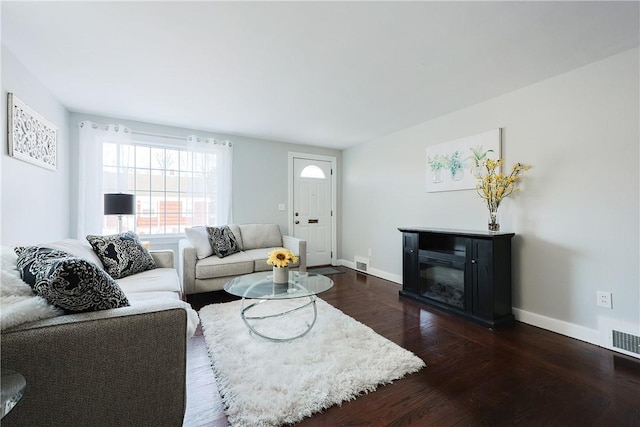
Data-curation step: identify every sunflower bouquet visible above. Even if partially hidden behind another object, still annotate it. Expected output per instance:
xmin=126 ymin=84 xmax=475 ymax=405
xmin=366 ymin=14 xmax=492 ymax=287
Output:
xmin=267 ymin=248 xmax=299 ymax=268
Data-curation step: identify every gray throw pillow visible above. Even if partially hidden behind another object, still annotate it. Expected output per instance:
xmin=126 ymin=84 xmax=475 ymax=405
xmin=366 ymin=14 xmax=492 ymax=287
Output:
xmin=206 ymin=226 xmax=240 ymax=258
xmin=86 ymin=231 xmax=156 ymax=279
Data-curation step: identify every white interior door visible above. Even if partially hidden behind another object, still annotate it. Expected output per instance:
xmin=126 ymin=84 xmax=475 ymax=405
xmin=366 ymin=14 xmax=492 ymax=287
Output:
xmin=292 ymin=157 xmax=332 ymax=266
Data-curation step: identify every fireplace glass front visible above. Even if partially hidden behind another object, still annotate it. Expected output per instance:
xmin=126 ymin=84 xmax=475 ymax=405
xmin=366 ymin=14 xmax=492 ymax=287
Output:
xmin=419 ymin=253 xmax=465 ymax=309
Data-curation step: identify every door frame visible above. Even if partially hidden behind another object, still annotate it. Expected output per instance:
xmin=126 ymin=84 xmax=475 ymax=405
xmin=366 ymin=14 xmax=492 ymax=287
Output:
xmin=288 ymin=152 xmax=337 ymax=266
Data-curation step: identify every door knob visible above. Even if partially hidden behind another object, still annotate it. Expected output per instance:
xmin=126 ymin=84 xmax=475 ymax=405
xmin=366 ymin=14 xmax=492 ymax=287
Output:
xmin=295 ymin=212 xmax=299 ymax=216
xmin=295 ymin=220 xmax=300 ymax=224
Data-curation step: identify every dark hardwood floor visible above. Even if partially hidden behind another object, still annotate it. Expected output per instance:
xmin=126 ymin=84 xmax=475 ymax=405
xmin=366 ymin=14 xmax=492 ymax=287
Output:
xmin=184 ymin=267 xmax=640 ymax=426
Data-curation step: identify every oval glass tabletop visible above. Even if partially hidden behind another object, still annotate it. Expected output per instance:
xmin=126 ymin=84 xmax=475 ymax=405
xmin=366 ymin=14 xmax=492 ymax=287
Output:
xmin=224 ymin=270 xmax=333 ymax=300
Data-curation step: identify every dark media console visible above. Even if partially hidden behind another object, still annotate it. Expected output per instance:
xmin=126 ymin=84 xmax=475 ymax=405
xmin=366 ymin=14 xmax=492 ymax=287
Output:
xmin=398 ymin=228 xmax=515 ymax=328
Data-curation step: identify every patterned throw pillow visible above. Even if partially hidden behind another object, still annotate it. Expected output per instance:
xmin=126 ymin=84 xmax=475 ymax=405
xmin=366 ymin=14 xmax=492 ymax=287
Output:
xmin=14 ymin=246 xmax=129 ymax=313
xmin=206 ymin=226 xmax=240 ymax=258
xmin=14 ymin=246 xmax=74 ymax=287
xmin=86 ymin=231 xmax=156 ymax=279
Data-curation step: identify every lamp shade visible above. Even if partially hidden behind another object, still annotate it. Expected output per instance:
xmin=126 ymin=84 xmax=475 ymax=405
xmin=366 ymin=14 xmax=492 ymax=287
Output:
xmin=104 ymin=193 xmax=135 ymax=215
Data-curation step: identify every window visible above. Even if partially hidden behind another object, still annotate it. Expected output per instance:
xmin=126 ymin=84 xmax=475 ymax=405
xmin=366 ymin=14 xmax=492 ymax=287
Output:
xmin=300 ymin=165 xmax=326 ymax=179
xmin=102 ymin=140 xmax=225 ymax=236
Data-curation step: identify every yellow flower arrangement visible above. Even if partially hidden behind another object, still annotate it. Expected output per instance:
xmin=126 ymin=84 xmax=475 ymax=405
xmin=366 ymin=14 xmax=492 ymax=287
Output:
xmin=267 ymin=248 xmax=299 ymax=268
xmin=475 ymin=158 xmax=531 ymax=231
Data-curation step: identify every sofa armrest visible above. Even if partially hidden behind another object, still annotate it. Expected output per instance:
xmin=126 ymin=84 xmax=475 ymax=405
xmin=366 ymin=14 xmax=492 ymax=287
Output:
xmin=1 ymin=305 xmax=188 ymax=427
xmin=179 ymin=239 xmax=197 ymax=295
xmin=150 ymin=249 xmax=174 ymax=268
xmin=283 ymin=235 xmax=307 ymax=273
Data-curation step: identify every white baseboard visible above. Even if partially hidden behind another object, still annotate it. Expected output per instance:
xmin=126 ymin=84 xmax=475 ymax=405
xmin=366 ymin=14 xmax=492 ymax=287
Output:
xmin=337 ymin=258 xmax=355 ymax=269
xmin=336 ymin=260 xmax=638 ymax=358
xmin=512 ymin=307 xmax=600 ymax=345
xmin=337 ymin=259 xmax=402 ymax=284
xmin=513 ymin=308 xmax=639 ymax=359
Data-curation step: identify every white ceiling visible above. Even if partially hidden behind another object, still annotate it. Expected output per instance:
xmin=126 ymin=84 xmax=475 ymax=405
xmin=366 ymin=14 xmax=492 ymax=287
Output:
xmin=2 ymin=1 xmax=638 ymax=149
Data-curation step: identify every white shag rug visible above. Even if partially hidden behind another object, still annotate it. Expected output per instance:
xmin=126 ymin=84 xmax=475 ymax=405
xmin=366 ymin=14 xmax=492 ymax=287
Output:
xmin=1 ymin=246 xmax=64 ymax=330
xmin=199 ymin=298 xmax=425 ymax=427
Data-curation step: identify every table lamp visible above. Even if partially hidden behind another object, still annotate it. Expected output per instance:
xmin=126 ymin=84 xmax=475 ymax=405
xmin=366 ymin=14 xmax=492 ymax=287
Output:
xmin=104 ymin=193 xmax=135 ymax=233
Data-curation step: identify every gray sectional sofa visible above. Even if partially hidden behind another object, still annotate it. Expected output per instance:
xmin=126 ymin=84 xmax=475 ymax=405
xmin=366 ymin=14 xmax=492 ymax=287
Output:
xmin=179 ymin=223 xmax=307 ymax=294
xmin=1 ymin=238 xmax=198 ymax=427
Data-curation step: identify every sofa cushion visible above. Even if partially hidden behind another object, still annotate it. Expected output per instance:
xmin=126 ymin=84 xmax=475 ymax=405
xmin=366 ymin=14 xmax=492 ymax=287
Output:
xmin=243 ymin=248 xmax=301 ymax=272
xmin=87 ymin=231 xmax=156 ymax=279
xmin=124 ymin=291 xmax=200 ymax=337
xmin=207 ymin=226 xmax=240 ymax=258
xmin=116 ymin=268 xmax=182 ymax=296
xmin=238 ymin=224 xmax=282 ymax=250
xmin=43 ymin=238 xmax=105 ymax=268
xmin=196 ymin=251 xmax=253 ymax=279
xmin=15 ymin=247 xmax=129 ymax=313
xmin=185 ymin=226 xmax=214 ymax=260
xmin=126 ymin=291 xmax=180 ymax=302
xmin=227 ymin=224 xmax=244 ymax=250
xmin=242 ymin=248 xmax=276 ymax=272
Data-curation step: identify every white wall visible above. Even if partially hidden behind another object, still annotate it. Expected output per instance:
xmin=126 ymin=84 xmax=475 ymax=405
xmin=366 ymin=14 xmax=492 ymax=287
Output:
xmin=233 ymin=136 xmax=341 ymax=236
xmin=341 ymin=48 xmax=639 ymax=344
xmin=1 ymin=45 xmax=70 ymax=246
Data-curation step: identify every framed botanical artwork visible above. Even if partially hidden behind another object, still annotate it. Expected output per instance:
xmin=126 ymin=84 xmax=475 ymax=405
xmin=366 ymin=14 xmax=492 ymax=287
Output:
xmin=425 ymin=128 xmax=501 ymax=192
xmin=7 ymin=92 xmax=57 ymax=171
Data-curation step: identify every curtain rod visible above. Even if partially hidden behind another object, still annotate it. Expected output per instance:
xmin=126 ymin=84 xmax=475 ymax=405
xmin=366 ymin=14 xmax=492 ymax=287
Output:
xmin=81 ymin=121 xmax=230 ymax=145
xmin=131 ymin=130 xmax=188 ymax=141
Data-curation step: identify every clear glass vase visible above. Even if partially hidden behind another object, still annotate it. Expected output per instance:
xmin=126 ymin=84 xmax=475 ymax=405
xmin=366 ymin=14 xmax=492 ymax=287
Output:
xmin=488 ymin=207 xmax=500 ymax=232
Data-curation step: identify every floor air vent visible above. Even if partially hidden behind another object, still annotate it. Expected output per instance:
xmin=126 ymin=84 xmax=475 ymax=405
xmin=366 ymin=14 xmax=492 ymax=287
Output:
xmin=354 ymin=256 xmax=370 ymax=273
xmin=612 ymin=330 xmax=640 ymax=355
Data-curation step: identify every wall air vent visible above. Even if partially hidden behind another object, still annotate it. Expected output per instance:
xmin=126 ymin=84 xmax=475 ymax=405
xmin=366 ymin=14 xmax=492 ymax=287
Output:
xmin=354 ymin=256 xmax=370 ymax=273
xmin=612 ymin=330 xmax=640 ymax=355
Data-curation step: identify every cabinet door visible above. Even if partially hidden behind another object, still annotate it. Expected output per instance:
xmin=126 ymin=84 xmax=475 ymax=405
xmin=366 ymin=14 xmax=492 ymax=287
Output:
xmin=472 ymin=239 xmax=494 ymax=319
xmin=402 ymin=233 xmax=419 ymax=294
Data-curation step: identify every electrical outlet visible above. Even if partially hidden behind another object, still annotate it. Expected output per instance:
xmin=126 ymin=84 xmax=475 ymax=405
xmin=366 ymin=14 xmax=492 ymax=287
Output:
xmin=368 ymin=248 xmax=372 ymax=256
xmin=597 ymin=291 xmax=612 ymax=309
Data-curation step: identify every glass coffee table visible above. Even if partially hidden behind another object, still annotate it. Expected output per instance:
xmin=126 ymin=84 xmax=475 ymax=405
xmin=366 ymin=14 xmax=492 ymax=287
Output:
xmin=224 ymin=270 xmax=333 ymax=341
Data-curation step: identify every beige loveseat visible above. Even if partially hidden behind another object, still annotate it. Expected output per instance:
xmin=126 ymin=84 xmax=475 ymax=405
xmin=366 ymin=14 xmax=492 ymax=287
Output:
xmin=1 ymin=238 xmax=198 ymax=427
xmin=179 ymin=223 xmax=307 ymax=295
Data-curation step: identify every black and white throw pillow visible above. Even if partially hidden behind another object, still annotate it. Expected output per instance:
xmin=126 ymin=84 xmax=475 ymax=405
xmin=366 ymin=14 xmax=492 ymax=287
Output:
xmin=86 ymin=231 xmax=156 ymax=279
xmin=14 ymin=246 xmax=129 ymax=313
xmin=34 ymin=257 xmax=129 ymax=313
xmin=14 ymin=246 xmax=75 ymax=287
xmin=206 ymin=226 xmax=240 ymax=258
